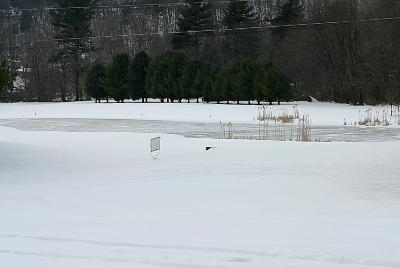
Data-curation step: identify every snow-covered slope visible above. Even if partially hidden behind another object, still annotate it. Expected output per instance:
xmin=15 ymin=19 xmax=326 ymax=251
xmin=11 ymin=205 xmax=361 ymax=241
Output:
xmin=1 ymin=126 xmax=400 ymax=268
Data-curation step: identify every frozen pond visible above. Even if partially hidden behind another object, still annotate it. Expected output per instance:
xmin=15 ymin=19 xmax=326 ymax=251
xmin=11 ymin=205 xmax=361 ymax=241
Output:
xmin=0 ymin=118 xmax=399 ymax=142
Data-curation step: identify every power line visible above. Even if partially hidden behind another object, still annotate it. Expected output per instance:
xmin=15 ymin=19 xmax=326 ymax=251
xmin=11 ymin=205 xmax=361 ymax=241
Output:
xmin=0 ymin=1 xmax=253 ymax=13
xmin=24 ymin=15 xmax=400 ymax=44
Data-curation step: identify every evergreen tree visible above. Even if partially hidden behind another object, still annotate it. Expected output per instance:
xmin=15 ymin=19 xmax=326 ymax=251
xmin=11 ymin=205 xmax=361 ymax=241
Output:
xmin=104 ymin=53 xmax=130 ymax=103
xmin=165 ymin=53 xmax=186 ymax=102
xmin=223 ymin=60 xmax=257 ymax=104
xmin=254 ymin=67 xmax=272 ymax=105
xmin=268 ymin=67 xmax=293 ymax=105
xmin=253 ymin=62 xmax=273 ymax=104
xmin=172 ymin=0 xmax=213 ymax=58
xmin=191 ymin=61 xmax=211 ymax=103
xmin=238 ymin=60 xmax=257 ymax=104
xmin=271 ymin=0 xmax=302 ymax=38
xmin=144 ymin=52 xmax=292 ymax=105
xmin=228 ymin=63 xmax=244 ymax=104
xmin=222 ymin=70 xmax=234 ymax=104
xmin=50 ymin=0 xmax=96 ymax=101
xmin=179 ymin=59 xmax=207 ymax=103
xmin=146 ymin=53 xmax=171 ymax=102
xmin=223 ymin=0 xmax=259 ymax=60
xmin=0 ymin=61 xmax=15 ymax=102
xmin=128 ymin=51 xmax=150 ymax=102
xmin=179 ymin=60 xmax=196 ymax=102
xmin=211 ymin=66 xmax=233 ymax=104
xmin=84 ymin=63 xmax=107 ymax=103
xmin=201 ymin=65 xmax=215 ymax=103
xmin=211 ymin=68 xmax=226 ymax=104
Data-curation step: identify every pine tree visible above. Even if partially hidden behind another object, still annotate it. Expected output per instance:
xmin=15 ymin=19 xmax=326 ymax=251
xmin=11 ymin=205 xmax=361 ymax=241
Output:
xmin=104 ymin=53 xmax=130 ymax=103
xmin=223 ymin=0 xmax=259 ymax=60
xmin=172 ymin=0 xmax=213 ymax=58
xmin=211 ymin=68 xmax=226 ymax=104
xmin=191 ymin=61 xmax=210 ymax=103
xmin=238 ymin=60 xmax=257 ymax=104
xmin=84 ymin=63 xmax=107 ymax=103
xmin=50 ymin=0 xmax=96 ymax=101
xmin=254 ymin=64 xmax=272 ymax=105
xmin=0 ymin=61 xmax=15 ymax=102
xmin=228 ymin=62 xmax=244 ymax=104
xmin=128 ymin=51 xmax=150 ymax=102
xmin=178 ymin=59 xmax=206 ymax=103
xmin=201 ymin=65 xmax=215 ymax=103
xmin=146 ymin=53 xmax=171 ymax=102
xmin=165 ymin=53 xmax=186 ymax=102
xmin=268 ymin=67 xmax=293 ymax=105
xmin=271 ymin=0 xmax=302 ymax=38
xmin=180 ymin=60 xmax=196 ymax=102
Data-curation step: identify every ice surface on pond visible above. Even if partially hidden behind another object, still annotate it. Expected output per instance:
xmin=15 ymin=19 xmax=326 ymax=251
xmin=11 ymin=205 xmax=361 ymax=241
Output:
xmin=0 ymin=118 xmax=399 ymax=142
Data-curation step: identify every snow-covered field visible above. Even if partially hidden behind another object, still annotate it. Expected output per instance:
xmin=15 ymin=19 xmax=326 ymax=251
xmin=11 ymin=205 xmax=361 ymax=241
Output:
xmin=0 ymin=100 xmax=398 ymax=126
xmin=1 ymin=102 xmax=400 ymax=268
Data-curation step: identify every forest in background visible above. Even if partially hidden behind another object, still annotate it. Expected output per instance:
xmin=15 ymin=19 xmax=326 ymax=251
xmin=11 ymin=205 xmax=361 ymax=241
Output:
xmin=1 ymin=0 xmax=400 ymax=105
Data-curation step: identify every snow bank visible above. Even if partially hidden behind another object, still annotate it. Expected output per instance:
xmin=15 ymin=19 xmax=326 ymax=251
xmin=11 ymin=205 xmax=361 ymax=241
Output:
xmin=1 ymin=126 xmax=400 ymax=267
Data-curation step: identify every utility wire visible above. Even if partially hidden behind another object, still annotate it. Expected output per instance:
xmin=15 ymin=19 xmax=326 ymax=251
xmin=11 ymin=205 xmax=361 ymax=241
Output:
xmin=1 ymin=1 xmax=256 ymax=12
xmin=23 ymin=15 xmax=400 ymax=44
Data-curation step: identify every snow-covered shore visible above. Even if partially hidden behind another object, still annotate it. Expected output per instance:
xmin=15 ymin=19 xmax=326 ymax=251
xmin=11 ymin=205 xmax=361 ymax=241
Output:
xmin=0 ymin=101 xmax=398 ymax=127
xmin=1 ymin=125 xmax=400 ymax=268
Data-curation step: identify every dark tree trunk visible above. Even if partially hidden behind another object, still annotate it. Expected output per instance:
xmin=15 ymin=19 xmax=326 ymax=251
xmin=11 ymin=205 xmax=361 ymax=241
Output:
xmin=60 ymin=67 xmax=67 ymax=102
xmin=73 ymin=54 xmax=81 ymax=101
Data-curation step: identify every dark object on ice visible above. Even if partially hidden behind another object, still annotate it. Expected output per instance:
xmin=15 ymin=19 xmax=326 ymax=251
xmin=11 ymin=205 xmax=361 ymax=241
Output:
xmin=206 ymin=146 xmax=214 ymax=151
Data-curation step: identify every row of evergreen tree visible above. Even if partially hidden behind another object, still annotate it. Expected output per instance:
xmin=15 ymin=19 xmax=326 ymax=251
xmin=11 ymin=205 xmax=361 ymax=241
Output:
xmin=85 ymin=52 xmax=293 ymax=104
xmin=0 ymin=61 xmax=15 ymax=101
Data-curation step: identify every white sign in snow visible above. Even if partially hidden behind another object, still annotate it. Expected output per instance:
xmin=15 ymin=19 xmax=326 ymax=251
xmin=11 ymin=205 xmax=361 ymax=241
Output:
xmin=150 ymin=137 xmax=161 ymax=159
xmin=151 ymin=137 xmax=160 ymax=152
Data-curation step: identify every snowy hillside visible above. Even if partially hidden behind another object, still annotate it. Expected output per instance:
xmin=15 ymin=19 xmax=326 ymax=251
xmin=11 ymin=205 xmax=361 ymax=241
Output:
xmin=1 ymin=102 xmax=400 ymax=268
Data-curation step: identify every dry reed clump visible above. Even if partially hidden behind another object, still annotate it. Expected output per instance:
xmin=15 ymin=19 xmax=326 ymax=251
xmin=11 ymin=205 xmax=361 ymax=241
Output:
xmin=219 ymin=108 xmax=312 ymax=142
xmin=357 ymin=109 xmax=390 ymax=126
xmin=257 ymin=106 xmax=299 ymax=124
xmin=358 ymin=117 xmax=373 ymax=126
xmin=299 ymin=115 xmax=311 ymax=142
xmin=278 ymin=115 xmax=295 ymax=123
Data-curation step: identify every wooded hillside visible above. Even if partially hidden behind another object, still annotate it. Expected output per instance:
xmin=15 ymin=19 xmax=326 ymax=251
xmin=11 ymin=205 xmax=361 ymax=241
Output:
xmin=1 ymin=0 xmax=399 ymax=105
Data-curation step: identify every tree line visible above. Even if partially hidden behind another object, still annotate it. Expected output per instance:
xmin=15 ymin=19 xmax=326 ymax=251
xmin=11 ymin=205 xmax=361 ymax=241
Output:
xmin=1 ymin=0 xmax=400 ymax=105
xmin=0 ymin=61 xmax=15 ymax=101
xmin=85 ymin=51 xmax=293 ymax=104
